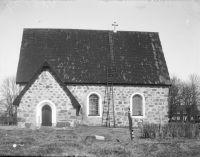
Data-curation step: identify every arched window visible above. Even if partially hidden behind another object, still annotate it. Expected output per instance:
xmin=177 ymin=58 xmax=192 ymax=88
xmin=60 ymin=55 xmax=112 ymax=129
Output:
xmin=89 ymin=94 xmax=99 ymax=116
xmin=130 ymin=93 xmax=145 ymax=117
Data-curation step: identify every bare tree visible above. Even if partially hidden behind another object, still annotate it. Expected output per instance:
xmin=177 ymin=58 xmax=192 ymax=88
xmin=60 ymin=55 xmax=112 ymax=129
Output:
xmin=188 ymin=74 xmax=200 ymax=122
xmin=0 ymin=76 xmax=21 ymax=125
xmin=180 ymin=74 xmax=200 ymax=122
xmin=168 ymin=76 xmax=182 ymax=121
xmin=181 ymin=82 xmax=193 ymax=121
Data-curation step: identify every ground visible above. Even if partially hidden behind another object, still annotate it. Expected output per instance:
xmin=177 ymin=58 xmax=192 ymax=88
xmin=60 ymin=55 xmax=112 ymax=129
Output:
xmin=0 ymin=125 xmax=200 ymax=156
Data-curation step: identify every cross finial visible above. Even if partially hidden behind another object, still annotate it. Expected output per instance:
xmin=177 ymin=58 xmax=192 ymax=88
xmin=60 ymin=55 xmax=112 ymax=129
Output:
xmin=112 ymin=22 xmax=118 ymax=33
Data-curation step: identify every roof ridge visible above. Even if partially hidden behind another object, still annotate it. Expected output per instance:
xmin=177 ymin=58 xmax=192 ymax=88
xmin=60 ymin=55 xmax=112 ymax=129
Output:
xmin=23 ymin=28 xmax=158 ymax=33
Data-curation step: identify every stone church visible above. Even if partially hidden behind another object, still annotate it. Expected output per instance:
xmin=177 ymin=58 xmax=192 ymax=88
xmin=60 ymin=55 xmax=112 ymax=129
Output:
xmin=14 ymin=28 xmax=170 ymax=129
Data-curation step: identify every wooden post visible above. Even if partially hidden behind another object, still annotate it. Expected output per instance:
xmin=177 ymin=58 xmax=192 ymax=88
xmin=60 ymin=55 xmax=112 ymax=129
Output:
xmin=128 ymin=107 xmax=134 ymax=140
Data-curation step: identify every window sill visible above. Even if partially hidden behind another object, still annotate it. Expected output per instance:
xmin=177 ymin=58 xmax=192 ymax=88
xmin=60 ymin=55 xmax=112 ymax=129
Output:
xmin=88 ymin=114 xmax=100 ymax=116
xmin=132 ymin=115 xmax=145 ymax=118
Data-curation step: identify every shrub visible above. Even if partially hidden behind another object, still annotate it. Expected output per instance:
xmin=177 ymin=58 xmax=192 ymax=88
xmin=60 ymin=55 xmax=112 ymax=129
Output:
xmin=141 ymin=124 xmax=158 ymax=139
xmin=162 ymin=124 xmax=169 ymax=138
xmin=141 ymin=122 xmax=200 ymax=139
xmin=194 ymin=124 xmax=200 ymax=138
xmin=184 ymin=122 xmax=193 ymax=138
xmin=177 ymin=123 xmax=185 ymax=137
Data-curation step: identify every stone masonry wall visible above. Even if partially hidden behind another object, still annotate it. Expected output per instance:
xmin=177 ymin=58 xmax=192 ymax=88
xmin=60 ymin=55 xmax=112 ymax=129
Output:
xmin=69 ymin=85 xmax=169 ymax=127
xmin=17 ymin=70 xmax=169 ymax=128
xmin=17 ymin=70 xmax=77 ymax=129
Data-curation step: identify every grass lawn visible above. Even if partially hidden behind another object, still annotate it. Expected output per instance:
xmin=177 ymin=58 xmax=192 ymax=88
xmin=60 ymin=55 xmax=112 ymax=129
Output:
xmin=0 ymin=126 xmax=200 ymax=156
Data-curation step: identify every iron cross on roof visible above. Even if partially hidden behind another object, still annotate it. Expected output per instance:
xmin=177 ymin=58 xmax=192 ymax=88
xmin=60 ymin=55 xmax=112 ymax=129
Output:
xmin=112 ymin=22 xmax=118 ymax=33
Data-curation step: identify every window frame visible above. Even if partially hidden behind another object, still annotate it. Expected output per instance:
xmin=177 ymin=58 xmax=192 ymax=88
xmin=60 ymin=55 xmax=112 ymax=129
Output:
xmin=86 ymin=92 xmax=102 ymax=117
xmin=130 ymin=93 xmax=145 ymax=118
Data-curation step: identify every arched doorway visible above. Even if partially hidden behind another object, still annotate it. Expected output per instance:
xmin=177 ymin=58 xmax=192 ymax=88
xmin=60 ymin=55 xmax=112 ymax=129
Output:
xmin=36 ymin=100 xmax=57 ymax=127
xmin=42 ymin=105 xmax=52 ymax=126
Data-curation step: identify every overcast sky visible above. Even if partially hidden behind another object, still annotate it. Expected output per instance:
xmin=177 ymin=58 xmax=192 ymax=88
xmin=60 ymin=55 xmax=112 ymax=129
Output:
xmin=0 ymin=0 xmax=200 ymax=85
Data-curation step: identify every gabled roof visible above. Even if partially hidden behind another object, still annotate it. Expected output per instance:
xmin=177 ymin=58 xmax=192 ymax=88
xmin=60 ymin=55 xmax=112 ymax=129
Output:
xmin=13 ymin=61 xmax=81 ymax=116
xmin=16 ymin=28 xmax=170 ymax=85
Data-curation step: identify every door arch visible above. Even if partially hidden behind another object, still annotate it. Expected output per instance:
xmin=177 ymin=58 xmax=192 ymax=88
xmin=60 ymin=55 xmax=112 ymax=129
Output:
xmin=36 ymin=100 xmax=57 ymax=127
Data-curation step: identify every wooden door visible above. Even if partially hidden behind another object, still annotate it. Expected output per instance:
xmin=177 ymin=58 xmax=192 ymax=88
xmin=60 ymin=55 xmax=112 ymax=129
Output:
xmin=42 ymin=105 xmax=52 ymax=126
